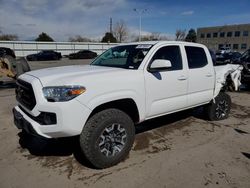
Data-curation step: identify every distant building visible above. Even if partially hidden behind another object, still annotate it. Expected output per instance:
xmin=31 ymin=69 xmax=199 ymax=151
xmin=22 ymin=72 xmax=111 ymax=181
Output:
xmin=197 ymin=23 xmax=250 ymax=52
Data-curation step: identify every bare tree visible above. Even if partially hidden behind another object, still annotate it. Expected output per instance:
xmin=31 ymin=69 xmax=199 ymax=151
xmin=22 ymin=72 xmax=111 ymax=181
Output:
xmin=0 ymin=34 xmax=18 ymax=41
xmin=135 ymin=32 xmax=169 ymax=41
xmin=113 ymin=20 xmax=128 ymax=43
xmin=175 ymin=29 xmax=186 ymax=41
xmin=68 ymin=35 xmax=92 ymax=42
xmin=140 ymin=33 xmax=160 ymax=41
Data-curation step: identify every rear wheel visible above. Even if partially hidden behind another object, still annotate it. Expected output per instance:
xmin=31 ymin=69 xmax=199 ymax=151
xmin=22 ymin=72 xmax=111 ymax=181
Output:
xmin=80 ymin=108 xmax=135 ymax=169
xmin=205 ymin=92 xmax=231 ymax=121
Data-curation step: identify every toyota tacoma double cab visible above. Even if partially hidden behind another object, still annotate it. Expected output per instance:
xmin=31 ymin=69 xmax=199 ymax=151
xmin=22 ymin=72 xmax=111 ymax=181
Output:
xmin=13 ymin=41 xmax=242 ymax=168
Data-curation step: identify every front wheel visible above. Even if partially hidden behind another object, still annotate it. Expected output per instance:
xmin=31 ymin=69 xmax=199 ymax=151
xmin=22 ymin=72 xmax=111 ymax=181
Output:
xmin=205 ymin=92 xmax=231 ymax=121
xmin=80 ymin=108 xmax=135 ymax=169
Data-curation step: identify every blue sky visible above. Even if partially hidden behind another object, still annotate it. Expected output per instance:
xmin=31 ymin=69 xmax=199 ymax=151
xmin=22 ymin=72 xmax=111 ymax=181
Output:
xmin=0 ymin=0 xmax=250 ymax=41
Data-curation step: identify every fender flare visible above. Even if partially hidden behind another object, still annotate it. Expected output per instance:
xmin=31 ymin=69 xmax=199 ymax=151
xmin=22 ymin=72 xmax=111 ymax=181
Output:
xmin=82 ymin=90 xmax=145 ymax=122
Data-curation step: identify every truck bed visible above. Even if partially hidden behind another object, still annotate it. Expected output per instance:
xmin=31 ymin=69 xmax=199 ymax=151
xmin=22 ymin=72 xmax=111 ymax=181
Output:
xmin=214 ymin=64 xmax=243 ymax=92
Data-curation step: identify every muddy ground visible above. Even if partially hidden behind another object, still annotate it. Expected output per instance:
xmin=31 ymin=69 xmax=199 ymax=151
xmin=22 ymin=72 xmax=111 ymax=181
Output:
xmin=0 ymin=59 xmax=250 ymax=188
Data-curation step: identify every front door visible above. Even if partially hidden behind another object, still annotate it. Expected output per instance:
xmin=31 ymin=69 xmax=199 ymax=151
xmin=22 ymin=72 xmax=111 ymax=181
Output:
xmin=144 ymin=45 xmax=188 ymax=118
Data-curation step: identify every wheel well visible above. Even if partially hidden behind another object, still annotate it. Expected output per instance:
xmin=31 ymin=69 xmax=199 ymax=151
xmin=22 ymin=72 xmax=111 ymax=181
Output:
xmin=224 ymin=75 xmax=235 ymax=91
xmin=89 ymin=99 xmax=140 ymax=123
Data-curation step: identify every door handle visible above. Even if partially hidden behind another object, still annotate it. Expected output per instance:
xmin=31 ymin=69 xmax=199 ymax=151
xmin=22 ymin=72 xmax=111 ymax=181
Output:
xmin=206 ymin=73 xmax=213 ymax=77
xmin=178 ymin=76 xmax=187 ymax=80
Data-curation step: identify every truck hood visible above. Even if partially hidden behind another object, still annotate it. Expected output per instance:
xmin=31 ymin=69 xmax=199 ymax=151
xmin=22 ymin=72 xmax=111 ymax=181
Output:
xmin=26 ymin=65 xmax=127 ymax=86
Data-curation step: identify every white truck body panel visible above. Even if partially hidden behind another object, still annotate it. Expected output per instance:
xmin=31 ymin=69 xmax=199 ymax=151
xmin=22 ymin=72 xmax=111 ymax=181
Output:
xmin=143 ymin=43 xmax=188 ymax=118
xmin=185 ymin=45 xmax=215 ymax=106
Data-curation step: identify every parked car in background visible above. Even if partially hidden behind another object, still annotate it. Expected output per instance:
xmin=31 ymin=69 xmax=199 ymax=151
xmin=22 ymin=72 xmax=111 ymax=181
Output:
xmin=26 ymin=50 xmax=62 ymax=61
xmin=68 ymin=50 xmax=97 ymax=59
xmin=0 ymin=47 xmax=16 ymax=58
xmin=216 ymin=52 xmax=242 ymax=65
xmin=218 ymin=47 xmax=231 ymax=54
xmin=232 ymin=49 xmax=250 ymax=86
xmin=216 ymin=47 xmax=232 ymax=61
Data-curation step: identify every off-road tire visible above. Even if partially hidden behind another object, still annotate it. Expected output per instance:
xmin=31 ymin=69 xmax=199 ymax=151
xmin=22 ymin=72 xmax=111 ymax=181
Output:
xmin=80 ymin=108 xmax=135 ymax=169
xmin=205 ymin=92 xmax=231 ymax=121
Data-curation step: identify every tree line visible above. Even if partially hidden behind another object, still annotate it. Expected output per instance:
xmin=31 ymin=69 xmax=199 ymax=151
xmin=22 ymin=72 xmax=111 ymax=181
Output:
xmin=0 ymin=21 xmax=197 ymax=43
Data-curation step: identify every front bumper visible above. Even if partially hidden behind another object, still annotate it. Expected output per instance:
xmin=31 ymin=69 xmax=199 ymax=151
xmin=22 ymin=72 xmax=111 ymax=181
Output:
xmin=13 ymin=107 xmax=38 ymax=137
xmin=13 ymin=100 xmax=91 ymax=138
xmin=14 ymin=74 xmax=93 ymax=138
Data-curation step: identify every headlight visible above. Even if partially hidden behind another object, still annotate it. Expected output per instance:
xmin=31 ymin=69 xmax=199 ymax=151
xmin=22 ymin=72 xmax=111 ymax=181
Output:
xmin=42 ymin=86 xmax=86 ymax=102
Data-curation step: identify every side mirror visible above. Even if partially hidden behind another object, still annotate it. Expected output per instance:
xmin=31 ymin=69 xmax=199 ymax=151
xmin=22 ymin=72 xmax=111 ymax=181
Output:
xmin=148 ymin=59 xmax=172 ymax=72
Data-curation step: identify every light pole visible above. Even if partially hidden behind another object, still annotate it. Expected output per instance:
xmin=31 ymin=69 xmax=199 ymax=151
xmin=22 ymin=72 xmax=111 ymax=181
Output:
xmin=134 ymin=8 xmax=147 ymax=42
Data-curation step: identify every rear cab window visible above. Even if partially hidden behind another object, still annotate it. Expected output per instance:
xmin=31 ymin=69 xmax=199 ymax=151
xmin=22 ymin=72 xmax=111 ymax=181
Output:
xmin=185 ymin=46 xmax=208 ymax=69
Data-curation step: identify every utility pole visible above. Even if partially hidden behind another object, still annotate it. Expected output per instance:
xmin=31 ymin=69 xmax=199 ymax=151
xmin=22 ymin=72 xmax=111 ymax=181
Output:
xmin=110 ymin=17 xmax=113 ymax=34
xmin=134 ymin=8 xmax=147 ymax=42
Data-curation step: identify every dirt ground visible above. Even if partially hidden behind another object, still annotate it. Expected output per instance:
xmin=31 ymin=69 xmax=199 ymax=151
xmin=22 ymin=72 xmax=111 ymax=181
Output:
xmin=0 ymin=59 xmax=250 ymax=188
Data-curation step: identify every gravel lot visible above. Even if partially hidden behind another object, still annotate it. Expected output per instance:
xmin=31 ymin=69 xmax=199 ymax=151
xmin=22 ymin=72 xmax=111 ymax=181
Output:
xmin=0 ymin=59 xmax=250 ymax=188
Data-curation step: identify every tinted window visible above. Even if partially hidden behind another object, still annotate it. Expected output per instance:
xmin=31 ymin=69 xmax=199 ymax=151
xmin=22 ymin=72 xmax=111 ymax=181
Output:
xmin=79 ymin=50 xmax=89 ymax=53
xmin=206 ymin=33 xmax=211 ymax=38
xmin=241 ymin=43 xmax=247 ymax=50
xmin=200 ymin=33 xmax=205 ymax=38
xmin=42 ymin=50 xmax=53 ymax=54
xmin=233 ymin=44 xmax=238 ymax=50
xmin=243 ymin=31 xmax=249 ymax=36
xmin=235 ymin=31 xmax=240 ymax=37
xmin=209 ymin=49 xmax=216 ymax=65
xmin=213 ymin=32 xmax=218 ymax=38
xmin=152 ymin=46 xmax=182 ymax=71
xmin=241 ymin=50 xmax=250 ymax=61
xmin=220 ymin=32 xmax=225 ymax=37
xmin=232 ymin=52 xmax=241 ymax=58
xmin=185 ymin=46 xmax=208 ymax=69
xmin=227 ymin=32 xmax=232 ymax=37
xmin=218 ymin=44 xmax=224 ymax=49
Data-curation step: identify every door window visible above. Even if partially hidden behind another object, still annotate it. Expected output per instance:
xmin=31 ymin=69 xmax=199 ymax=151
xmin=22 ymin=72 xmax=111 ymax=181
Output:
xmin=185 ymin=46 xmax=208 ymax=69
xmin=151 ymin=46 xmax=183 ymax=71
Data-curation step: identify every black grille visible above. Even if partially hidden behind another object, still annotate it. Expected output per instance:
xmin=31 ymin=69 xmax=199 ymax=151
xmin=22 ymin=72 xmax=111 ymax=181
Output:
xmin=16 ymin=79 xmax=36 ymax=110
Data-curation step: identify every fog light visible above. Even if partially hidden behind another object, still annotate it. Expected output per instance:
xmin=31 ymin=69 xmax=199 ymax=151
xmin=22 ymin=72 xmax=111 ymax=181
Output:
xmin=43 ymin=112 xmax=57 ymax=125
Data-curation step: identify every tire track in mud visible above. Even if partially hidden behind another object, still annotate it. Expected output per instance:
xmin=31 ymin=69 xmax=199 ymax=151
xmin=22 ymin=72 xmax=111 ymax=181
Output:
xmin=19 ymin=147 xmax=148 ymax=186
xmin=231 ymin=103 xmax=250 ymax=119
xmin=132 ymin=101 xmax=250 ymax=156
xmin=133 ymin=116 xmax=219 ymax=155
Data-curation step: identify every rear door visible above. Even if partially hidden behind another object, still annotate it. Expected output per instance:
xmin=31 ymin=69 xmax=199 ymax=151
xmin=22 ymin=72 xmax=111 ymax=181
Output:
xmin=144 ymin=45 xmax=188 ymax=118
xmin=184 ymin=46 xmax=215 ymax=106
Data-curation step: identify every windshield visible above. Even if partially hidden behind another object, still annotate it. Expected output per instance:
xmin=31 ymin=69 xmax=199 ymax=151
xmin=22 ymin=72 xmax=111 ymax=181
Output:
xmin=91 ymin=44 xmax=152 ymax=69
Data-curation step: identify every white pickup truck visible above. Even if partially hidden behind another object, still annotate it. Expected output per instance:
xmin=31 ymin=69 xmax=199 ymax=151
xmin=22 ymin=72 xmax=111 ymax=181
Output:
xmin=13 ymin=41 xmax=242 ymax=168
